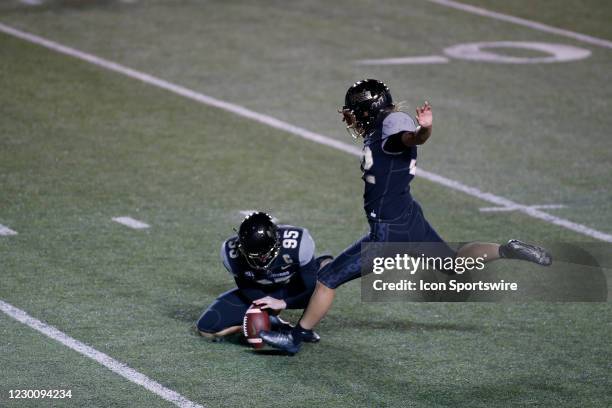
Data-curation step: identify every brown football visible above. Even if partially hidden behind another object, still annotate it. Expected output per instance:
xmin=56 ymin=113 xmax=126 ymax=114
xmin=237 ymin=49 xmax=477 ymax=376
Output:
xmin=242 ymin=305 xmax=271 ymax=349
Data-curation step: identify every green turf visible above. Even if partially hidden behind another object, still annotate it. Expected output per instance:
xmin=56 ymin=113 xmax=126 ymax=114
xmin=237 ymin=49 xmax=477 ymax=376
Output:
xmin=457 ymin=0 xmax=612 ymax=40
xmin=2 ymin=0 xmax=611 ymax=229
xmin=0 ymin=317 xmax=175 ymax=407
xmin=1 ymin=1 xmax=611 ymax=407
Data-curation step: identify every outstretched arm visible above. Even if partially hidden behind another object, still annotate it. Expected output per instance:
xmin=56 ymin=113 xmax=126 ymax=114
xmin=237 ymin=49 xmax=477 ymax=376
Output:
xmin=400 ymin=101 xmax=433 ymax=146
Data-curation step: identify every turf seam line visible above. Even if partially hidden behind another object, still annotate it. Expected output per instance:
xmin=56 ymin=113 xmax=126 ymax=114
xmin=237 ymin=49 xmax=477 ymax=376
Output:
xmin=0 ymin=300 xmax=205 ymax=408
xmin=426 ymin=0 xmax=612 ymax=50
xmin=0 ymin=22 xmax=610 ymax=242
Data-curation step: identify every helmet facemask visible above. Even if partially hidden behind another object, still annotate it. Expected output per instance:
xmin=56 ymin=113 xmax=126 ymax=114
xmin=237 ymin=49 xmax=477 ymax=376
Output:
xmin=340 ymin=108 xmax=365 ymax=139
xmin=239 ymin=239 xmax=280 ymax=270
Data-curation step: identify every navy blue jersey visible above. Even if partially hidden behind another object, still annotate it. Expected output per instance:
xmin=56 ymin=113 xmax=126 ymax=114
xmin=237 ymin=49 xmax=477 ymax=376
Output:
xmin=362 ymin=111 xmax=418 ymax=222
xmin=221 ymin=225 xmax=315 ymax=287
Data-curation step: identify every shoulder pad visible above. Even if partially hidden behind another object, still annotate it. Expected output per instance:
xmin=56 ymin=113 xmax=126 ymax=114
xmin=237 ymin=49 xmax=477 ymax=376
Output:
xmin=221 ymin=236 xmax=240 ymax=276
xmin=298 ymin=228 xmax=315 ymax=266
xmin=382 ymin=111 xmax=416 ymax=139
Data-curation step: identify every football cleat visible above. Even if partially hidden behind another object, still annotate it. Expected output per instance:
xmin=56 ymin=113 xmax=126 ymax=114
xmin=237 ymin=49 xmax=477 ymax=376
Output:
xmin=268 ymin=316 xmax=320 ymax=343
xmin=269 ymin=315 xmax=292 ymax=332
xmin=299 ymin=328 xmax=321 ymax=343
xmin=259 ymin=330 xmax=302 ymax=355
xmin=500 ymin=239 xmax=552 ymax=266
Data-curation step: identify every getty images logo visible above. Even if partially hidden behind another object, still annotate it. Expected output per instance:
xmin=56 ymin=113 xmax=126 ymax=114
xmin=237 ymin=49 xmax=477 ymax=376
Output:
xmin=372 ymin=253 xmax=487 ymax=275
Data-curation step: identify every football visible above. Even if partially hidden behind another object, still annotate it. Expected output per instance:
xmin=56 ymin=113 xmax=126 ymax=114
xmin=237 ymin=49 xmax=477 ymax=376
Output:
xmin=242 ymin=306 xmax=271 ymax=349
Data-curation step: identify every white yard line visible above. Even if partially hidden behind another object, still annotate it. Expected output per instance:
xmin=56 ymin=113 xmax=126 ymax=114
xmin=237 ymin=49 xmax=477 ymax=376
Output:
xmin=0 ymin=300 xmax=204 ymax=408
xmin=0 ymin=224 xmax=18 ymax=236
xmin=112 ymin=216 xmax=150 ymax=230
xmin=0 ymin=23 xmax=610 ymax=242
xmin=426 ymin=0 xmax=612 ymax=50
xmin=356 ymin=55 xmax=449 ymax=65
xmin=479 ymin=204 xmax=567 ymax=212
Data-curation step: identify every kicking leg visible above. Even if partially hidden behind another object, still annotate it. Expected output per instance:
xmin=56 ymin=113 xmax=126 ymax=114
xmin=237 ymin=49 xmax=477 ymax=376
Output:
xmin=456 ymin=242 xmax=500 ymax=263
xmin=458 ymin=240 xmax=551 ymax=266
xmin=414 ymin=201 xmax=551 ymax=267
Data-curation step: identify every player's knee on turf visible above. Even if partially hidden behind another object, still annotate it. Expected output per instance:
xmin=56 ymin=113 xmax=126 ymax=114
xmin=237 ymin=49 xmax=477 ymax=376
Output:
xmin=196 ymin=309 xmax=236 ymax=337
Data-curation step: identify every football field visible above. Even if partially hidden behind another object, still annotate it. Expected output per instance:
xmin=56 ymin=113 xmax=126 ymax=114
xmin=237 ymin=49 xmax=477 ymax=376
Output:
xmin=1 ymin=0 xmax=611 ymax=407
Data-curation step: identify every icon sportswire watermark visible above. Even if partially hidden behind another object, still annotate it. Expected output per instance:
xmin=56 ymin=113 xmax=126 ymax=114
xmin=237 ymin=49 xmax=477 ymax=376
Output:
xmin=361 ymin=242 xmax=611 ymax=302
